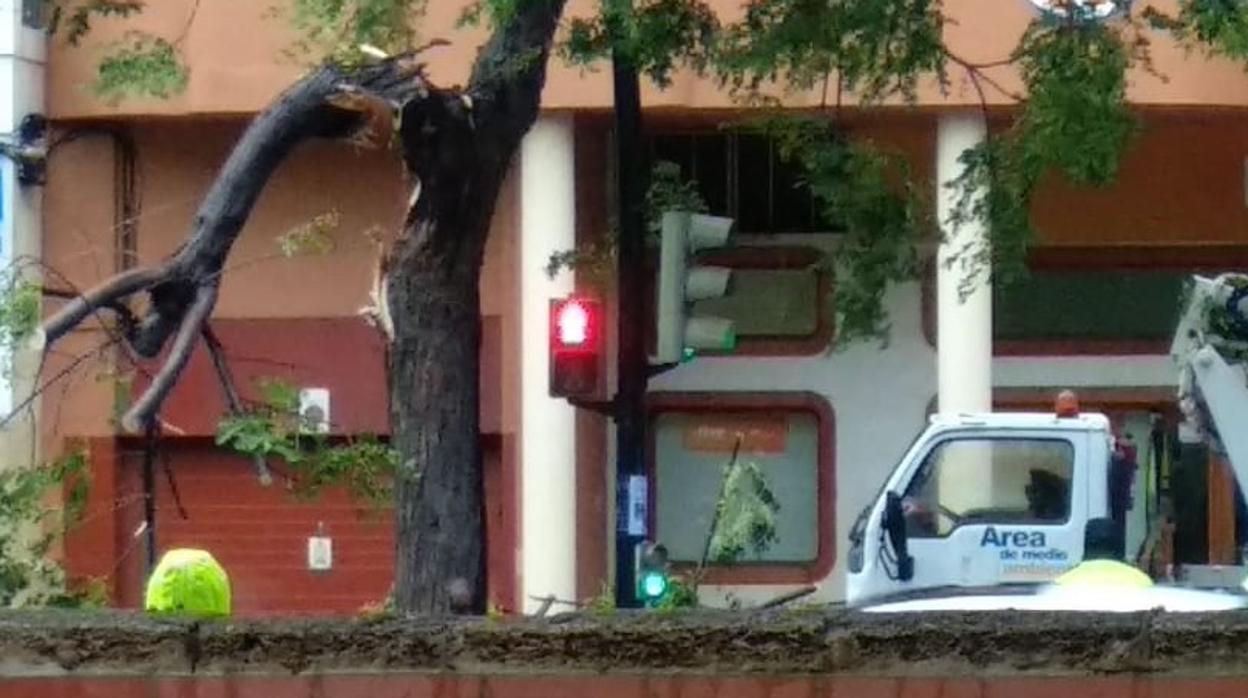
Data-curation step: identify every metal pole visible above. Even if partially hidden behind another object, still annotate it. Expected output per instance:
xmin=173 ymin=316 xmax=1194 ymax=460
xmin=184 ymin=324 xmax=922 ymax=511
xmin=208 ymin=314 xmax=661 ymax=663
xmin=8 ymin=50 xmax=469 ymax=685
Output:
xmin=609 ymin=0 xmax=648 ymax=609
xmin=142 ymin=423 xmax=158 ymax=577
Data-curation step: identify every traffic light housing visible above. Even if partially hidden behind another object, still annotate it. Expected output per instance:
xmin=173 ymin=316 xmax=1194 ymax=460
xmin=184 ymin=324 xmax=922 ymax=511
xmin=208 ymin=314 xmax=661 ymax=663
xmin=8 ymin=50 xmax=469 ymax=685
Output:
xmin=655 ymin=211 xmax=737 ymax=364
xmin=549 ymin=296 xmax=602 ymax=398
xmin=636 ymin=541 xmax=670 ymax=606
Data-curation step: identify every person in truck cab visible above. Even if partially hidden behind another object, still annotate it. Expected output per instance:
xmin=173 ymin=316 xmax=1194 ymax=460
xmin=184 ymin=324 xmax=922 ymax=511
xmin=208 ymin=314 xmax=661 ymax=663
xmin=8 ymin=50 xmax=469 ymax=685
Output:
xmin=1054 ymin=518 xmax=1153 ymax=588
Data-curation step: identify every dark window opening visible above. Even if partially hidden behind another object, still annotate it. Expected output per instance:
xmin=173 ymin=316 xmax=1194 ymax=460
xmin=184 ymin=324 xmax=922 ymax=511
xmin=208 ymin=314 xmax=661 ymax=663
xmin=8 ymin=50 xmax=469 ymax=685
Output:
xmin=648 ymin=133 xmax=841 ymax=235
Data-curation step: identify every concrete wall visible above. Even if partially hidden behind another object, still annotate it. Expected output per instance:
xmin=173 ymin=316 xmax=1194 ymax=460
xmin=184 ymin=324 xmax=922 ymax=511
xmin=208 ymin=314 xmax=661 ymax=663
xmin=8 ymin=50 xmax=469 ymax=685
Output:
xmin=5 ymin=675 xmax=1248 ymax=697
xmin=4 ymin=609 xmax=1248 ymax=695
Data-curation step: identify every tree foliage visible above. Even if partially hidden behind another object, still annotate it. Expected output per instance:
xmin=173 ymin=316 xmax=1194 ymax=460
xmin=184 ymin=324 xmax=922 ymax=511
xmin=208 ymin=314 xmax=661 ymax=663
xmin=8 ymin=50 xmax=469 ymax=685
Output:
xmin=0 ymin=446 xmax=104 ymax=608
xmin=1147 ymin=0 xmax=1248 ymax=60
xmin=712 ymin=0 xmax=945 ymax=104
xmin=275 ymin=0 xmax=427 ymax=66
xmin=215 ymin=379 xmax=398 ymax=508
xmin=948 ymin=18 xmax=1138 ymax=292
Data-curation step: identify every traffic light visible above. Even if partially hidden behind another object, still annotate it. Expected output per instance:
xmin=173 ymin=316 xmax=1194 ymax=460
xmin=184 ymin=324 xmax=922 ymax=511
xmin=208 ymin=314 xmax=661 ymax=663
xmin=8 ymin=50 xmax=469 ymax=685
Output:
xmin=549 ymin=296 xmax=602 ymax=398
xmin=655 ymin=211 xmax=737 ymax=364
xmin=636 ymin=541 xmax=670 ymax=606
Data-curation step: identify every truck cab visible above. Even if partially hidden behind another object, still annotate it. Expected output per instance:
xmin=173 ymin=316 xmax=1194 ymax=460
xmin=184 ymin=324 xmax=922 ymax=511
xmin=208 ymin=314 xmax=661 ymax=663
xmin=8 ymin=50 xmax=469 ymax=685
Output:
xmin=847 ymin=273 xmax=1248 ymax=609
xmin=846 ymin=408 xmax=1118 ymax=607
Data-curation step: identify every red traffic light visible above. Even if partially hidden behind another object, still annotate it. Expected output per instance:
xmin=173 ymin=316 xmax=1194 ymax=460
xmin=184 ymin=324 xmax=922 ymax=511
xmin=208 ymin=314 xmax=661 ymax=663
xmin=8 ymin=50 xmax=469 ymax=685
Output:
xmin=550 ymin=296 xmax=601 ymax=398
xmin=555 ymin=298 xmax=592 ymax=347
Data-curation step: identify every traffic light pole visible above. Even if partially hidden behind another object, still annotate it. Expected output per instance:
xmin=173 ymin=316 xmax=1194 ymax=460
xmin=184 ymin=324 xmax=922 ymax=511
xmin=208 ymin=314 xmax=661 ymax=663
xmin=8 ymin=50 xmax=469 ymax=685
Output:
xmin=609 ymin=0 xmax=648 ymax=609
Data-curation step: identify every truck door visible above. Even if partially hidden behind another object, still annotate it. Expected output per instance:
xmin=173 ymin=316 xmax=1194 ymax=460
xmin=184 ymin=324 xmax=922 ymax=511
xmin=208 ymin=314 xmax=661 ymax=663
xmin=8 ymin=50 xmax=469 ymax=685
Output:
xmin=895 ymin=431 xmax=1088 ymax=591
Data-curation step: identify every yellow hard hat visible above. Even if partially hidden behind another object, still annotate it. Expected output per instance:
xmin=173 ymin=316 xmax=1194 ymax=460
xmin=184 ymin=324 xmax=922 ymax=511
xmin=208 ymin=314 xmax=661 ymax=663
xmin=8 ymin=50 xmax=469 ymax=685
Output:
xmin=144 ymin=548 xmax=232 ymax=618
xmin=1054 ymin=559 xmax=1154 ymax=588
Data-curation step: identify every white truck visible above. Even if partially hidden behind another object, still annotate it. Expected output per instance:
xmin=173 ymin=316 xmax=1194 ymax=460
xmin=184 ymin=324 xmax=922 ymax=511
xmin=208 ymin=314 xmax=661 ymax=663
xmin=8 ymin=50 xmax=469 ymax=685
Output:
xmin=845 ymin=274 xmax=1248 ymax=608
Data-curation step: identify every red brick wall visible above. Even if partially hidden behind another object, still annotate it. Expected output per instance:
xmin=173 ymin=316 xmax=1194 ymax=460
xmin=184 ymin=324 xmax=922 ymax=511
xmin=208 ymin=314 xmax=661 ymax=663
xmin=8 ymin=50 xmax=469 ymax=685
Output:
xmin=5 ymin=674 xmax=1248 ymax=697
xmin=65 ymin=437 xmax=515 ymax=616
xmin=140 ymin=441 xmax=395 ymax=616
xmin=62 ymin=314 xmax=519 ymax=615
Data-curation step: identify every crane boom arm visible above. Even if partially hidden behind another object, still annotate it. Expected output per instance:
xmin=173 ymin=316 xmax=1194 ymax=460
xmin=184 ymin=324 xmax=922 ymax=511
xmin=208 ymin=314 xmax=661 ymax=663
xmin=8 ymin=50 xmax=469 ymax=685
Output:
xmin=1172 ymin=274 xmax=1248 ymax=499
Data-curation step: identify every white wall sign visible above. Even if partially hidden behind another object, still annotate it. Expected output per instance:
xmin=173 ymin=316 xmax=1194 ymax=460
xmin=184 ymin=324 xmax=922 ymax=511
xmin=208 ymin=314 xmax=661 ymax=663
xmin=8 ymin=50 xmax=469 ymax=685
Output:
xmin=627 ymin=474 xmax=648 ymax=537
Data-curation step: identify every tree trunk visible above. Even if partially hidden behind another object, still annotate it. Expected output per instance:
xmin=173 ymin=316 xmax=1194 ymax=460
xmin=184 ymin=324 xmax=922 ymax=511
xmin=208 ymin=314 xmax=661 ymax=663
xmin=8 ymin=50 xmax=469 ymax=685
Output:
xmin=389 ymin=265 xmax=484 ymax=613
xmin=386 ymin=0 xmax=566 ymax=614
xmin=385 ymin=90 xmax=497 ymax=611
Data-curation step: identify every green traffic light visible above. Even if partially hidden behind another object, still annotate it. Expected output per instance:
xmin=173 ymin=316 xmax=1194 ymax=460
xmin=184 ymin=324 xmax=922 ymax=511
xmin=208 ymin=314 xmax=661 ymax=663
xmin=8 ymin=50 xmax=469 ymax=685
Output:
xmin=640 ymin=570 xmax=669 ymax=600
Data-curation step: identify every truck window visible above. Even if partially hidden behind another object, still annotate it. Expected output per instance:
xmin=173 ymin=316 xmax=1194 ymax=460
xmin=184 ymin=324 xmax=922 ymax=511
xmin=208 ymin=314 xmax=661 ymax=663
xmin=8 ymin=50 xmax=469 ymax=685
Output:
xmin=901 ymin=438 xmax=1074 ymax=538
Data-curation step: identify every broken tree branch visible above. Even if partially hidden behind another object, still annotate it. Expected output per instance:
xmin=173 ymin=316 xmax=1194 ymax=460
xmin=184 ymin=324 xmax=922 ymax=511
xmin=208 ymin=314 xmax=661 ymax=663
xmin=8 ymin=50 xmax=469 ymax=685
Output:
xmin=42 ymin=285 xmax=139 ymax=337
xmin=42 ymin=264 xmax=171 ymax=347
xmin=121 ymin=285 xmax=217 ymax=433
xmin=33 ymin=50 xmax=447 ymax=432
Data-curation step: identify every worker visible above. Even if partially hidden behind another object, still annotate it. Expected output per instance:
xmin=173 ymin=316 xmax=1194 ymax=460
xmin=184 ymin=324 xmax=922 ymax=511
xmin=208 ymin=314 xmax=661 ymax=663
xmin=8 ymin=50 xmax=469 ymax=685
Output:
xmin=144 ymin=548 xmax=232 ymax=618
xmin=1054 ymin=518 xmax=1154 ymax=588
xmin=1025 ymin=468 xmax=1070 ymax=521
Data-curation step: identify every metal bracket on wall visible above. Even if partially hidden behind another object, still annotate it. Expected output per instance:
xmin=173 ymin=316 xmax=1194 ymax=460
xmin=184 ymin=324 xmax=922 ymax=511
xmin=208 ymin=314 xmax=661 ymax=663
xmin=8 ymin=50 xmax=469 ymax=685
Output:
xmin=567 ymin=360 xmax=678 ymax=418
xmin=0 ymin=114 xmax=47 ymax=186
xmin=568 ymin=396 xmax=619 ymax=419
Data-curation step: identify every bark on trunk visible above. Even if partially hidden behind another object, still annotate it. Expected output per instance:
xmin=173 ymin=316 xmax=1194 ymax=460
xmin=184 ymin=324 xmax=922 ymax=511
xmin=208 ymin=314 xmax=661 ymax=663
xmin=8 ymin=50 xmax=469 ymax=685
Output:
xmin=386 ymin=0 xmax=566 ymax=614
xmin=389 ymin=269 xmax=485 ymax=613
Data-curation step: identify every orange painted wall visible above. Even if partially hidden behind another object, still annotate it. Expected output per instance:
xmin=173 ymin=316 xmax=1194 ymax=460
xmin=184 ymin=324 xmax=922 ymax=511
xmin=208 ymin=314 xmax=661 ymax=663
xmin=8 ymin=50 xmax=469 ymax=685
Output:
xmin=44 ymin=0 xmax=1248 ymax=119
xmin=1031 ymin=113 xmax=1248 ymax=246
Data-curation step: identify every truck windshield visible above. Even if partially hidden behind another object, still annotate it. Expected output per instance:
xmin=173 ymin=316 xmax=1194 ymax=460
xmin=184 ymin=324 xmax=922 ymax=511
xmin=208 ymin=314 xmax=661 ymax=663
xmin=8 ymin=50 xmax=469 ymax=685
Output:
xmin=902 ymin=437 xmax=1075 ymax=537
xmin=849 ymin=425 xmax=928 ymax=547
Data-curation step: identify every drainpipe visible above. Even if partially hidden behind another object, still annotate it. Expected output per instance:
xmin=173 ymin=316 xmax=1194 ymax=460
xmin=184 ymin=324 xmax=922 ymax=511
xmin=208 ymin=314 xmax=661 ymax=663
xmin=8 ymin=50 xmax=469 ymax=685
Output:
xmin=0 ymin=0 xmax=47 ymax=463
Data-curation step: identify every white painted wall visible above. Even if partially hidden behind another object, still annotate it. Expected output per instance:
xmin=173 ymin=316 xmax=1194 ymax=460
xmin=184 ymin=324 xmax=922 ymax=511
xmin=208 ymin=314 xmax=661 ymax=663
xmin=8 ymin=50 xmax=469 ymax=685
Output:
xmin=0 ymin=0 xmax=45 ymax=468
xmin=518 ymin=115 xmax=578 ymax=613
xmin=649 ymin=234 xmax=937 ymax=605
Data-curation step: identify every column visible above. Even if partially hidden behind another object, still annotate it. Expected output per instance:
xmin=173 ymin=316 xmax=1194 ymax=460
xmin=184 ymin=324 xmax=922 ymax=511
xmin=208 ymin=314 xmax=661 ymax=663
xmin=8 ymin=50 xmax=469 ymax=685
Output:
xmin=0 ymin=0 xmax=46 ymax=465
xmin=934 ymin=113 xmax=993 ymax=513
xmin=519 ymin=114 xmax=577 ymax=613
xmin=935 ymin=111 xmax=992 ymax=415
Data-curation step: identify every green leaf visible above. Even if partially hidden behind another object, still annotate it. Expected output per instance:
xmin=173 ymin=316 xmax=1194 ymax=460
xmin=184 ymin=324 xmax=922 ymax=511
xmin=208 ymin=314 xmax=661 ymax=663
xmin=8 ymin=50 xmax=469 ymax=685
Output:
xmin=276 ymin=211 xmax=340 ymax=257
xmin=93 ymin=33 xmax=188 ymax=104
xmin=280 ymin=0 xmax=429 ymax=66
xmin=713 ymin=0 xmax=945 ymax=104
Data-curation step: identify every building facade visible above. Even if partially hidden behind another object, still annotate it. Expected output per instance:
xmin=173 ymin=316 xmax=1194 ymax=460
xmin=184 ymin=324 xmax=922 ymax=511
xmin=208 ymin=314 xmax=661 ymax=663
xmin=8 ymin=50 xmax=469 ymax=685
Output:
xmin=5 ymin=0 xmax=1248 ymax=613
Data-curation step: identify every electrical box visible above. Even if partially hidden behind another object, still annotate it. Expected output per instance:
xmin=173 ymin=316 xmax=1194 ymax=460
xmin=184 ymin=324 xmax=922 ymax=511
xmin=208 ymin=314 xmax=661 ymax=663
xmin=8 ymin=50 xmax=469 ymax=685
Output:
xmin=307 ymin=530 xmax=333 ymax=572
xmin=299 ymin=387 xmax=331 ymax=434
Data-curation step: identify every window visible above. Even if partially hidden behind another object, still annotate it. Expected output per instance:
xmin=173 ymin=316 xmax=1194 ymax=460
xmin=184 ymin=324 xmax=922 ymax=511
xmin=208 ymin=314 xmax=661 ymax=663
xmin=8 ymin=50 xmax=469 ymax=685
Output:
xmin=993 ymin=269 xmax=1187 ymax=345
xmin=648 ymin=392 xmax=835 ymax=584
xmin=922 ymin=246 xmax=1248 ymax=354
xmin=649 ymin=133 xmax=840 ymax=234
xmin=902 ymin=438 xmax=1074 ymax=538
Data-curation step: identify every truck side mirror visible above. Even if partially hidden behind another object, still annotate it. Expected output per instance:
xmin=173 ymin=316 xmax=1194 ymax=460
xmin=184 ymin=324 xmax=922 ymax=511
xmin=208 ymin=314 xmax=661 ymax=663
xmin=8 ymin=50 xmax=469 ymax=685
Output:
xmin=883 ymin=492 xmax=914 ymax=581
